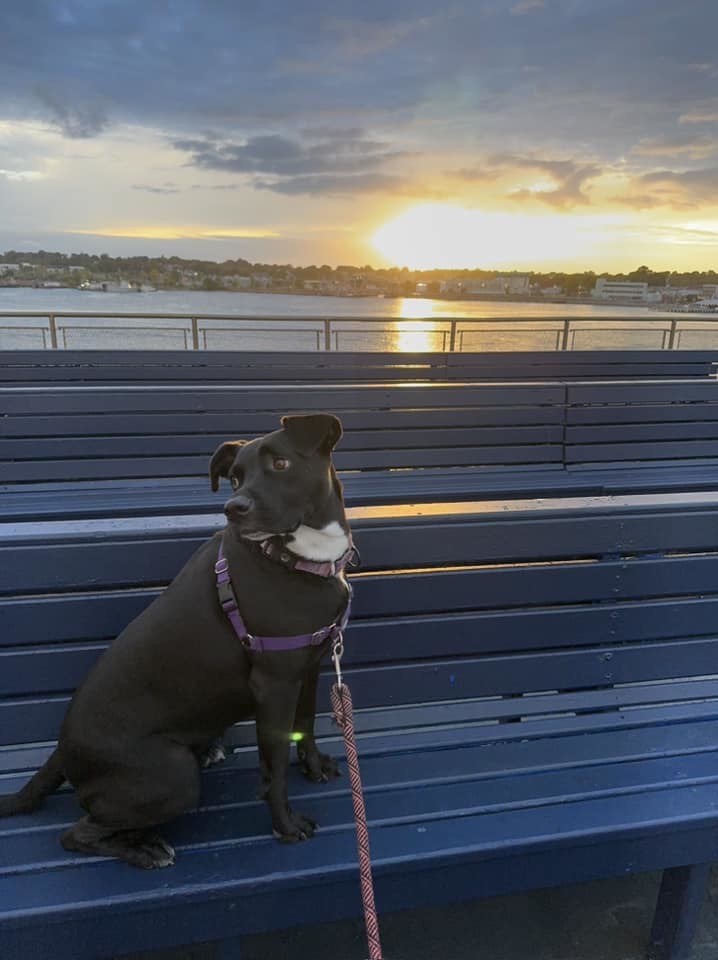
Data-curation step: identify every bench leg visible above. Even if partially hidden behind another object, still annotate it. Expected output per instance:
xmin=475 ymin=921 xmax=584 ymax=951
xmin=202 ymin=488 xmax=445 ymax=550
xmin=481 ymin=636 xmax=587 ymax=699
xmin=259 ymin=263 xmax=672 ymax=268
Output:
xmin=648 ymin=863 xmax=710 ymax=960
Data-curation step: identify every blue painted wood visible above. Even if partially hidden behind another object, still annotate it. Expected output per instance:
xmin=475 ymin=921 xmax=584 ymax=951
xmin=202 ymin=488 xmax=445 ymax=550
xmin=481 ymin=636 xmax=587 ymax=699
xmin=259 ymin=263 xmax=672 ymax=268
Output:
xmin=4 ymin=452 xmax=718 ymax=955
xmin=649 ymin=864 xmax=712 ymax=960
xmin=6 ymin=375 xmax=718 ymax=509
xmin=5 ymin=349 xmax=713 ymax=386
xmin=1 ymin=381 xmax=565 ymax=414
xmin=11 ymin=458 xmax=718 ymax=521
xmin=0 ymin=403 xmax=565 ymax=438
xmin=567 ymin=380 xmax=718 ymax=404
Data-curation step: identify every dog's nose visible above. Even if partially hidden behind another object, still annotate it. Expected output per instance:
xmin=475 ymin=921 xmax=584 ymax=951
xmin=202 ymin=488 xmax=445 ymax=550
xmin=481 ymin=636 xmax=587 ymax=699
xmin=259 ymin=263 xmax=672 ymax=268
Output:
xmin=224 ymin=495 xmax=254 ymax=521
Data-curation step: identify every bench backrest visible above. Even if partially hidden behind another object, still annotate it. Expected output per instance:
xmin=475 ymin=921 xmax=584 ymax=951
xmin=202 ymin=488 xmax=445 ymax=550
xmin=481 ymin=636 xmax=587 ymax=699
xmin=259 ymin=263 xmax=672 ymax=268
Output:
xmin=4 ymin=378 xmax=718 ymax=485
xmin=3 ymin=494 xmax=718 ymax=755
xmin=0 ymin=382 xmax=566 ymax=483
xmin=1 ymin=349 xmax=716 ymax=385
xmin=566 ymin=380 xmax=718 ymax=467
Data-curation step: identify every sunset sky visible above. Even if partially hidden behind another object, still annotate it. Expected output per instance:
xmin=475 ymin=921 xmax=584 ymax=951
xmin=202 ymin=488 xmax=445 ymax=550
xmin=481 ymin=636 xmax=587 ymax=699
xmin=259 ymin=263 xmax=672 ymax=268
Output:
xmin=2 ymin=1 xmax=718 ymax=271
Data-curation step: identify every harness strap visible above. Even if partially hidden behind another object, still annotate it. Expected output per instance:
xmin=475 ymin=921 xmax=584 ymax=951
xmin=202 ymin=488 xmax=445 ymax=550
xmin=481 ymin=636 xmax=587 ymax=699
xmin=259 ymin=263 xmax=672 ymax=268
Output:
xmin=215 ymin=540 xmax=351 ymax=653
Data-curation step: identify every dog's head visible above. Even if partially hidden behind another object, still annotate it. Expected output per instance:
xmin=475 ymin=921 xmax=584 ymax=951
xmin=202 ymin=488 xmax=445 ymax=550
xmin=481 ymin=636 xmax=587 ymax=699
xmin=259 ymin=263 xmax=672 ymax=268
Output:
xmin=209 ymin=414 xmax=344 ymax=538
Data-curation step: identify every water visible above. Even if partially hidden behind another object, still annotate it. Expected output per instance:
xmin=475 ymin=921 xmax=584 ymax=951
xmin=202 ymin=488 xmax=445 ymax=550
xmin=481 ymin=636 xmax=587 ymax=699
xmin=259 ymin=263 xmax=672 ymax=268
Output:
xmin=1 ymin=287 xmax=714 ymax=351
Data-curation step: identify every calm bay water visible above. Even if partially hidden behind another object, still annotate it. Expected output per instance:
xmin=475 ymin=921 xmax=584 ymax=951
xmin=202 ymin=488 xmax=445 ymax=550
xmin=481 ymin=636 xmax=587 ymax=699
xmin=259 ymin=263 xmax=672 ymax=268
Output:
xmin=0 ymin=287 xmax=713 ymax=351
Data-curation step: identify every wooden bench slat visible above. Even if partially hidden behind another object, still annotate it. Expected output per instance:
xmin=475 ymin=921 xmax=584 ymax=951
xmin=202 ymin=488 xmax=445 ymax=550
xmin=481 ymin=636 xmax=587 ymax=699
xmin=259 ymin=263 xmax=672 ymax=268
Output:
xmin=4 ymin=635 xmax=718 ymax=744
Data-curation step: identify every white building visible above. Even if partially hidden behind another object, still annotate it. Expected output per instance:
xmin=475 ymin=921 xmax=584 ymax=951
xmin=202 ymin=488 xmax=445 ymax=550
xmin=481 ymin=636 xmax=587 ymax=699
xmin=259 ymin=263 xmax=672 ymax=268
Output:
xmin=592 ymin=278 xmax=650 ymax=302
xmin=0 ymin=263 xmax=21 ymax=274
xmin=464 ymin=275 xmax=531 ymax=296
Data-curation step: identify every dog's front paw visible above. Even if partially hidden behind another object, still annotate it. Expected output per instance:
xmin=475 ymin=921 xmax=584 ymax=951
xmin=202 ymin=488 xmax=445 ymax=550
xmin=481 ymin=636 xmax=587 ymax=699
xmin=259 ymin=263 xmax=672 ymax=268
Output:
xmin=272 ymin=809 xmax=317 ymax=843
xmin=298 ymin=745 xmax=341 ymax=783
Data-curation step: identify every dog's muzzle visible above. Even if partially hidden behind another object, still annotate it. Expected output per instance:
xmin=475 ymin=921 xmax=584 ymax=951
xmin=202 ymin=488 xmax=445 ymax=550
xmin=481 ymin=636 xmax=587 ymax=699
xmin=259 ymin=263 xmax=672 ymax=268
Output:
xmin=224 ymin=495 xmax=254 ymax=522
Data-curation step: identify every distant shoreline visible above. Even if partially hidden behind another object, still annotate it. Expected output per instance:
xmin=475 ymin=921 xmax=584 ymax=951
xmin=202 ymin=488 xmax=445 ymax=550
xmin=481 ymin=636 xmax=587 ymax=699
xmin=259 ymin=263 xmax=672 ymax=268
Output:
xmin=0 ymin=283 xmax=664 ymax=311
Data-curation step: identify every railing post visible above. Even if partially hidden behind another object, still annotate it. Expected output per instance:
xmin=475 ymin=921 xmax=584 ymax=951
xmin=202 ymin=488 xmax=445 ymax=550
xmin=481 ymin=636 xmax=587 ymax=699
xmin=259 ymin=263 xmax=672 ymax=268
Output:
xmin=560 ymin=317 xmax=570 ymax=351
xmin=449 ymin=319 xmax=457 ymax=352
xmin=324 ymin=318 xmax=332 ymax=351
xmin=668 ymin=318 xmax=678 ymax=350
xmin=191 ymin=317 xmax=200 ymax=351
xmin=48 ymin=314 xmax=58 ymax=349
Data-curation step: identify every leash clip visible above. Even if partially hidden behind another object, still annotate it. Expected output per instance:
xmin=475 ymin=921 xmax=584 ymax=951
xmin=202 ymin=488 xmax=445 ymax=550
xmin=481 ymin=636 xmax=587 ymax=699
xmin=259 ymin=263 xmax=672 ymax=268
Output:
xmin=331 ymin=631 xmax=345 ymax=688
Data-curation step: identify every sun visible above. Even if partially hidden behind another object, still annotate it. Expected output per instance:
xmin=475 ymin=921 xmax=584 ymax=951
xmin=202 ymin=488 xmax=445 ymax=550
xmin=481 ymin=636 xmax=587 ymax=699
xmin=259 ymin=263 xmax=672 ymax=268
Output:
xmin=371 ymin=203 xmax=622 ymax=270
xmin=372 ymin=205 xmax=479 ymax=269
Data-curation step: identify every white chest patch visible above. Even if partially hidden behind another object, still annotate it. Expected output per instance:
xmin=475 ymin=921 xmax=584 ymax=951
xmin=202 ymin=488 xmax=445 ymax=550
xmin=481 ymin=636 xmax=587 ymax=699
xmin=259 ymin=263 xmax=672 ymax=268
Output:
xmin=288 ymin=522 xmax=350 ymax=561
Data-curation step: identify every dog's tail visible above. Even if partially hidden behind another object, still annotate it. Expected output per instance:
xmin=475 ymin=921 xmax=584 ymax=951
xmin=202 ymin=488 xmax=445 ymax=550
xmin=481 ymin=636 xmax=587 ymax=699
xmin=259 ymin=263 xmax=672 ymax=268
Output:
xmin=0 ymin=748 xmax=65 ymax=816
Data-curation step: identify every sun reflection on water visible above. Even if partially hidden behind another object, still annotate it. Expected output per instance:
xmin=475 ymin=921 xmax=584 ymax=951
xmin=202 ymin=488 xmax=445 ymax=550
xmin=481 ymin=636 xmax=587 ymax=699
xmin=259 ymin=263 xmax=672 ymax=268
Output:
xmin=394 ymin=298 xmax=443 ymax=351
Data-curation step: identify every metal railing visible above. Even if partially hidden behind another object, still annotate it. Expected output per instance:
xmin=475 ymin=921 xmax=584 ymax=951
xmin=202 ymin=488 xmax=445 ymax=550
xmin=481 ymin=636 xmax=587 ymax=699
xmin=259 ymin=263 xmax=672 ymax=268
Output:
xmin=1 ymin=310 xmax=717 ymax=351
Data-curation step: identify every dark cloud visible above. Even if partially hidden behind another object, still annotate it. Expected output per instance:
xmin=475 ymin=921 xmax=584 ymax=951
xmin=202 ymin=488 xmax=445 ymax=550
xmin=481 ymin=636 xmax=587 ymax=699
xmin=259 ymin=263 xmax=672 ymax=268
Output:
xmin=173 ymin=132 xmax=400 ymax=176
xmin=640 ymin=166 xmax=718 ymax=198
xmin=0 ymin=0 xmax=716 ymax=153
xmin=453 ymin=154 xmax=602 ymax=207
xmin=254 ymin=172 xmax=403 ymax=195
xmin=171 ymin=129 xmax=405 ymax=194
xmin=1 ymin=0 xmax=718 ymax=219
xmin=613 ymin=166 xmax=718 ymax=209
xmin=34 ymin=87 xmax=109 ymax=138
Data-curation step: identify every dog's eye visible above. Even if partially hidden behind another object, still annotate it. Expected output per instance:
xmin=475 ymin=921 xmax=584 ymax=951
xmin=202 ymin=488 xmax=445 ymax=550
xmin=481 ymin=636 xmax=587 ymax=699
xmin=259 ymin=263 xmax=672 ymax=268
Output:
xmin=230 ymin=475 xmax=240 ymax=490
xmin=272 ymin=457 xmax=290 ymax=471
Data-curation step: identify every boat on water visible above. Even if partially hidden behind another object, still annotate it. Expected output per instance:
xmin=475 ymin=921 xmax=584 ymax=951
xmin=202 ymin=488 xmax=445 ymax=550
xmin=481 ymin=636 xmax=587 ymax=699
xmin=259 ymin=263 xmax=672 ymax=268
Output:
xmin=658 ymin=297 xmax=718 ymax=313
xmin=78 ymin=281 xmax=156 ymax=293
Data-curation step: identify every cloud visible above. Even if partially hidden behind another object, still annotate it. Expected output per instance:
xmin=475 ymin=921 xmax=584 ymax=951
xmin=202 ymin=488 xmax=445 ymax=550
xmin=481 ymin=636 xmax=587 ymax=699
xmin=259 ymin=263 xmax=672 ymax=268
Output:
xmin=641 ymin=166 xmax=718 ymax=193
xmin=173 ymin=131 xmax=400 ymax=177
xmin=34 ymin=88 xmax=109 ymax=139
xmin=454 ymin=153 xmax=602 ymax=207
xmin=450 ymin=167 xmax=502 ymax=183
xmin=614 ymin=165 xmax=718 ymax=209
xmin=254 ymin=172 xmax=404 ymax=196
xmin=631 ymin=135 xmax=718 ymax=160
xmin=0 ymin=168 xmax=45 ymax=182
xmin=131 ymin=182 xmax=181 ymax=194
xmin=679 ymin=105 xmax=718 ymax=124
xmin=172 ymin=128 xmax=406 ymax=195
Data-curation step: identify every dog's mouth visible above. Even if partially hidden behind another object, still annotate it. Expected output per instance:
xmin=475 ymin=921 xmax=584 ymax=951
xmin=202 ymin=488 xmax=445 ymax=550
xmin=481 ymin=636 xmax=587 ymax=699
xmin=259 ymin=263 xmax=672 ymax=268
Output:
xmin=228 ymin=517 xmax=302 ymax=543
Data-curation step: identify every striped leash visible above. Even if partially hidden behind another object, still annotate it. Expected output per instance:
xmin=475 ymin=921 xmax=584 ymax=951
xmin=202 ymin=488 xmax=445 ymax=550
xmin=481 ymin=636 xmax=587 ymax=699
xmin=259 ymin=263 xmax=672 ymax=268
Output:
xmin=331 ymin=634 xmax=383 ymax=960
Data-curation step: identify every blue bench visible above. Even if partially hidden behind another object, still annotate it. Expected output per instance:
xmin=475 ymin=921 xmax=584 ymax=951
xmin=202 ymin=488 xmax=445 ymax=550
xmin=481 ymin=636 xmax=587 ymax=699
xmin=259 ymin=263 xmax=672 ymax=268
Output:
xmin=3 ymin=493 xmax=718 ymax=958
xmin=1 ymin=348 xmax=716 ymax=385
xmin=3 ymin=378 xmax=718 ymax=522
xmin=1 ymin=380 xmax=569 ymax=519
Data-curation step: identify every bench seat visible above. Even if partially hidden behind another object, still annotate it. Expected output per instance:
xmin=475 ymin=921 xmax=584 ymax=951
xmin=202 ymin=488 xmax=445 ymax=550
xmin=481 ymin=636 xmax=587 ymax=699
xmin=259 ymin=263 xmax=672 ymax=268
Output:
xmin=3 ymin=493 xmax=718 ymax=957
xmin=2 ymin=348 xmax=716 ymax=385
xmin=7 ymin=459 xmax=718 ymax=521
xmin=4 ymin=711 xmax=718 ymax=959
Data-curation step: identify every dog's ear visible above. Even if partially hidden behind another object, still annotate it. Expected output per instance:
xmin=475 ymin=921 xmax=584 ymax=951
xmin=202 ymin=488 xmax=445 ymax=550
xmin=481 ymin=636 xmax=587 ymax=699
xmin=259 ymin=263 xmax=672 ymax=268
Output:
xmin=281 ymin=414 xmax=342 ymax=456
xmin=209 ymin=440 xmax=245 ymax=491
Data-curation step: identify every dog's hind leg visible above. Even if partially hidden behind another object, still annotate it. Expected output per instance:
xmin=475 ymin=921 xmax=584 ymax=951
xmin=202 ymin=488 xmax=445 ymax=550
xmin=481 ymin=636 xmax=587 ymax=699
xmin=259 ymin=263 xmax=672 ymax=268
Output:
xmin=61 ymin=816 xmax=176 ymax=869
xmin=63 ymin=739 xmax=200 ymax=868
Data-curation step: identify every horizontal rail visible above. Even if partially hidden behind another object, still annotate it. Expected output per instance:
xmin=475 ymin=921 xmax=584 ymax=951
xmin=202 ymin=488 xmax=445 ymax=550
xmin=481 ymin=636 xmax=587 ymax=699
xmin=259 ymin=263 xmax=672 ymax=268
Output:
xmin=0 ymin=311 xmax=713 ymax=351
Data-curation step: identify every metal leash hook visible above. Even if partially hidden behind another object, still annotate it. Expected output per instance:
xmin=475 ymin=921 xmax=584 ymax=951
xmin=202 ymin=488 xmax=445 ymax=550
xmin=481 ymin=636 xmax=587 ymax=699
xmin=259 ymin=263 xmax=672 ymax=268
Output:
xmin=331 ymin=632 xmax=344 ymax=689
xmin=330 ymin=630 xmax=383 ymax=960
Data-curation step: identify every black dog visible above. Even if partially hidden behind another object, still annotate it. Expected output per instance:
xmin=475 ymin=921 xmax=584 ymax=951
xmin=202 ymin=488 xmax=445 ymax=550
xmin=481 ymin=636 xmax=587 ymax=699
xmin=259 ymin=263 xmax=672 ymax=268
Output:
xmin=0 ymin=414 xmax=352 ymax=868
